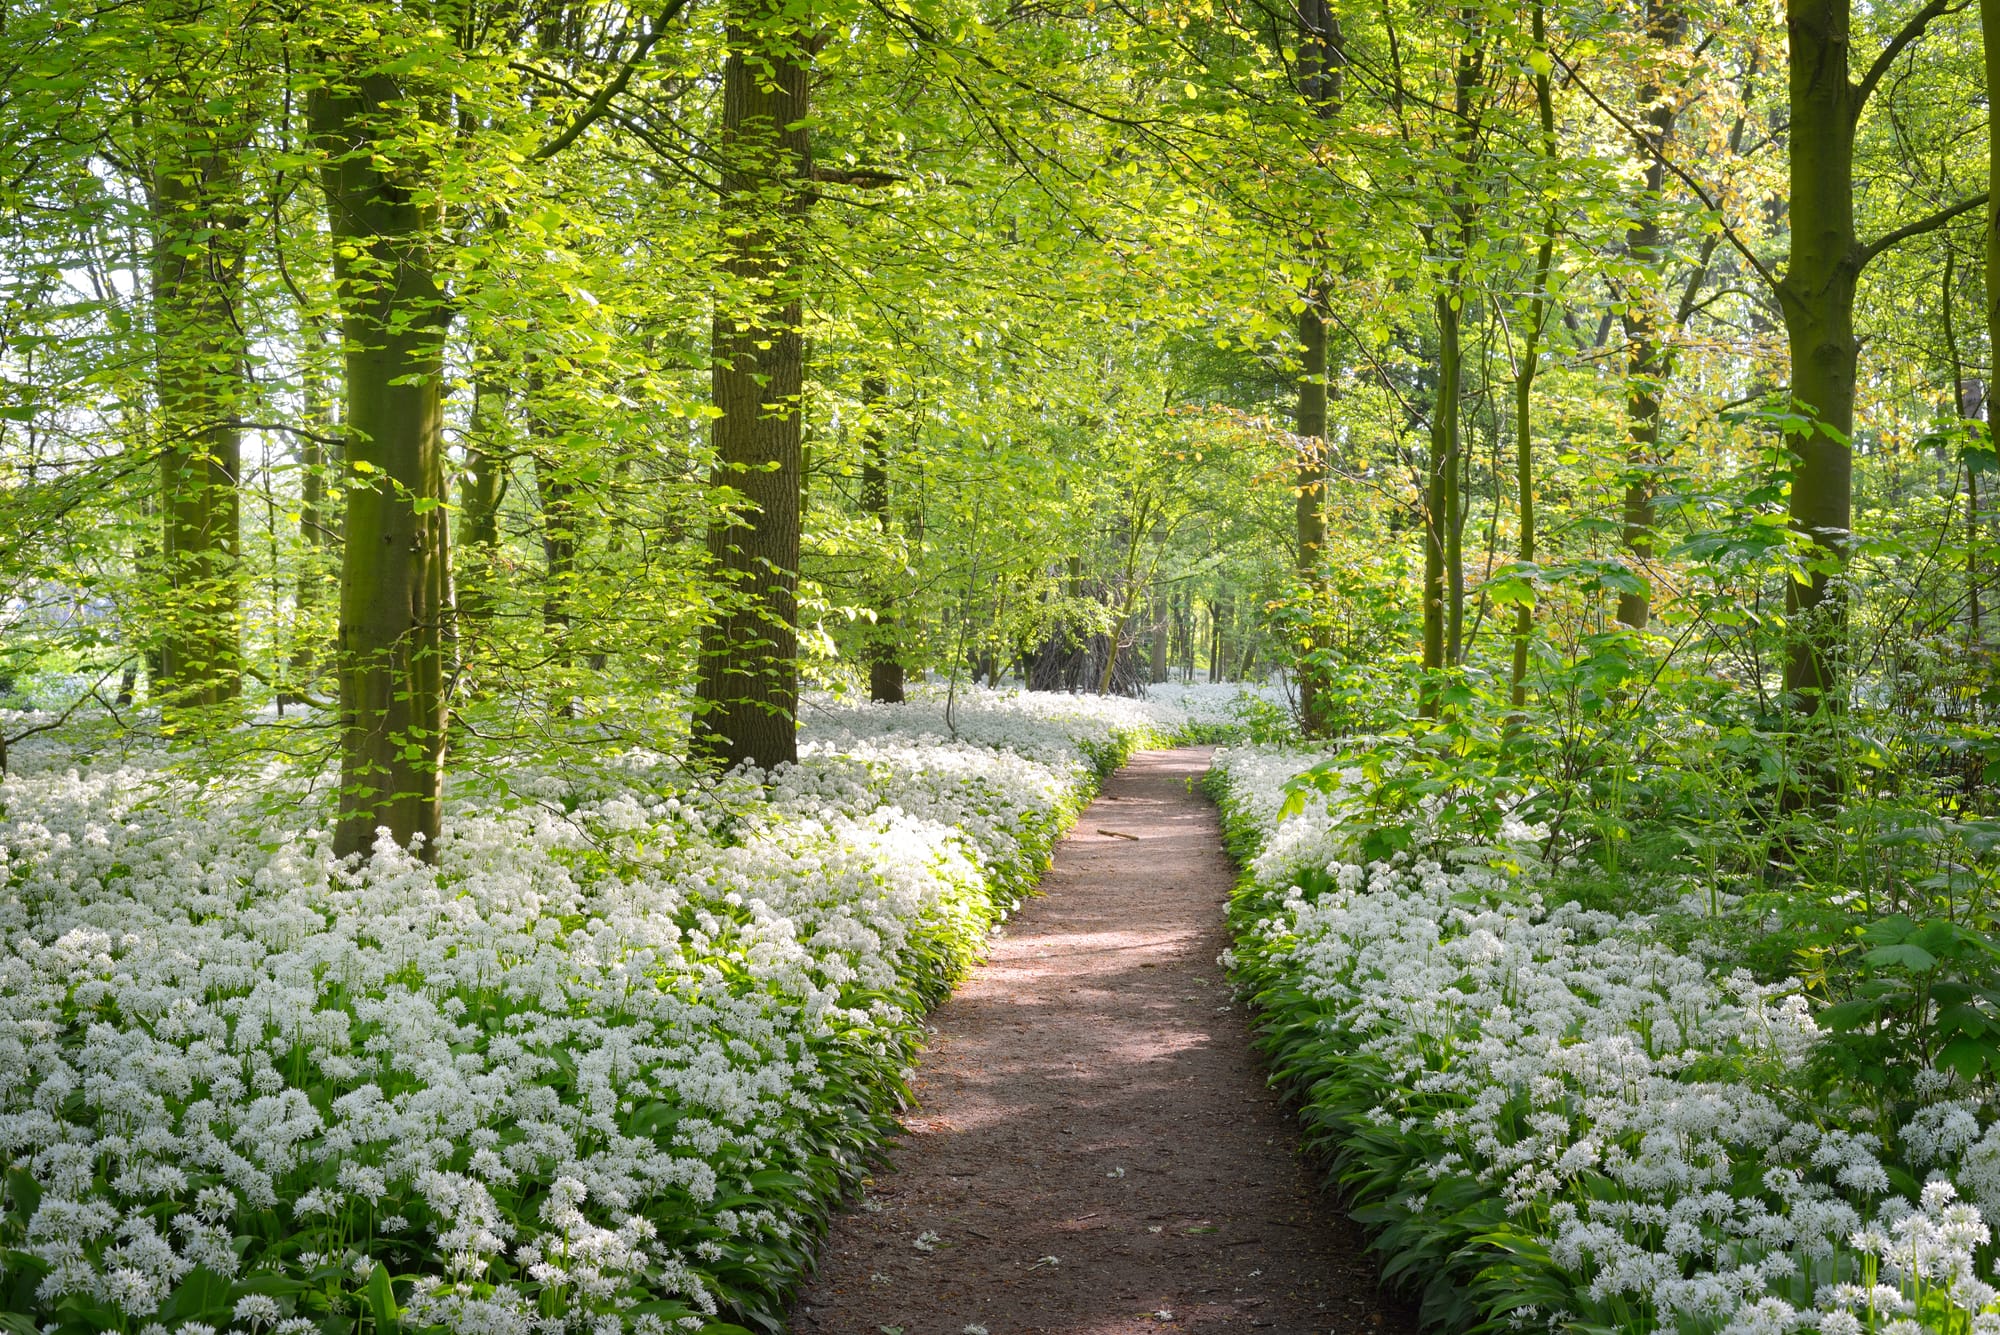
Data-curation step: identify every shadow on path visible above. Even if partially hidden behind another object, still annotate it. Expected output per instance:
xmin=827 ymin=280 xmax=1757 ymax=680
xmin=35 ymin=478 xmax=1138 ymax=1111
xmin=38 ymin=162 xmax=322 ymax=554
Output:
xmin=791 ymin=748 xmax=1416 ymax=1335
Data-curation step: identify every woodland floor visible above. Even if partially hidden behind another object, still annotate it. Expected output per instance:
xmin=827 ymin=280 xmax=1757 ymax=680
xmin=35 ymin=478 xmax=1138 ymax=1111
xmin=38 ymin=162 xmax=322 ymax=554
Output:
xmin=789 ymin=747 xmax=1416 ymax=1335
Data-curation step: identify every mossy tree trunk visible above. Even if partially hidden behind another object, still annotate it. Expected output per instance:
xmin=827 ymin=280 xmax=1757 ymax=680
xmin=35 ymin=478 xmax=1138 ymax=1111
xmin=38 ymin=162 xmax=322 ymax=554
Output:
xmin=456 ymin=365 xmax=508 ymax=649
xmin=149 ymin=106 xmax=248 ymax=714
xmin=313 ymin=63 xmax=452 ymax=859
xmin=1293 ymin=0 xmax=1342 ymax=736
xmin=1616 ymin=0 xmax=1685 ymax=632
xmin=1778 ymin=0 xmax=1862 ymax=717
xmin=693 ymin=0 xmax=813 ymax=771
xmin=1510 ymin=4 xmax=1557 ymax=711
xmin=860 ymin=375 xmax=905 ymax=703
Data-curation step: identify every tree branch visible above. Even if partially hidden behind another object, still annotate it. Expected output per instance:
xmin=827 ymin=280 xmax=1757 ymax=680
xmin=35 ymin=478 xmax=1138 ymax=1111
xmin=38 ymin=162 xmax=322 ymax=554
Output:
xmin=1554 ymin=52 xmax=1782 ymax=297
xmin=1854 ymin=0 xmax=1966 ymax=116
xmin=529 ymin=0 xmax=693 ymax=162
xmin=1859 ymin=191 xmax=1988 ymax=267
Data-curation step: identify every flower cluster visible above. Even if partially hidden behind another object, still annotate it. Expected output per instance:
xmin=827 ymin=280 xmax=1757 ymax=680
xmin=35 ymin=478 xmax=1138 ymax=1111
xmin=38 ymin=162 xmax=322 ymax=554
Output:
xmin=1210 ymin=746 xmax=2000 ymax=1334
xmin=0 ymin=689 xmax=1173 ymax=1334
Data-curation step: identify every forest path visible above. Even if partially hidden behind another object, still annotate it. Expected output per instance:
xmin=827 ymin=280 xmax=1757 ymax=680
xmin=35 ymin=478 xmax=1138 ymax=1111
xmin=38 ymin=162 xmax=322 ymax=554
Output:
xmin=790 ymin=747 xmax=1413 ymax=1335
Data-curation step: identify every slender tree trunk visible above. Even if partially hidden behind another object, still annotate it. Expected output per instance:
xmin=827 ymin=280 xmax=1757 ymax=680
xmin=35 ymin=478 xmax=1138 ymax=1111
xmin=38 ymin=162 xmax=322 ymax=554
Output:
xmin=527 ymin=375 xmax=580 ymax=688
xmin=1945 ymin=246 xmax=1984 ymax=644
xmin=1149 ymin=581 xmax=1169 ymax=684
xmin=1982 ymin=0 xmax=2000 ymax=643
xmin=1778 ymin=0 xmax=1861 ymax=716
xmin=1617 ymin=1 xmax=1685 ymax=631
xmin=150 ymin=120 xmax=247 ymax=712
xmin=693 ymin=0 xmax=812 ymax=770
xmin=1294 ymin=0 xmax=1343 ymax=735
xmin=1097 ymin=501 xmax=1152 ymax=695
xmin=1420 ymin=20 xmax=1480 ymax=713
xmin=860 ymin=374 xmax=905 ymax=702
xmin=1512 ymin=4 xmax=1558 ymax=710
xmin=313 ymin=67 xmax=451 ymax=859
xmin=286 ymin=319 xmax=334 ymax=704
xmin=1422 ymin=286 xmax=1462 ymax=713
xmin=456 ymin=366 xmax=507 ymax=643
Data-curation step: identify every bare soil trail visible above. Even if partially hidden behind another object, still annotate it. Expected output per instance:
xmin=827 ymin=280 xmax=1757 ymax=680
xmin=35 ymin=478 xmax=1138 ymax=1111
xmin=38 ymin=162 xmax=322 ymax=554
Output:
xmin=790 ymin=747 xmax=1415 ymax=1335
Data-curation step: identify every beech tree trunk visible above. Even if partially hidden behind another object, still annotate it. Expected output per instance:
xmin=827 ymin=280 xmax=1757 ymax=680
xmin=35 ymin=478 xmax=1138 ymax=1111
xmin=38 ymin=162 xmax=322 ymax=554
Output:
xmin=313 ymin=67 xmax=451 ymax=859
xmin=693 ymin=0 xmax=812 ymax=771
xmin=1421 ymin=284 xmax=1462 ymax=714
xmin=1149 ymin=582 xmax=1169 ymax=684
xmin=1778 ymin=0 xmax=1861 ymax=715
xmin=527 ymin=374 xmax=580 ymax=673
xmin=456 ymin=366 xmax=507 ymax=644
xmin=150 ymin=113 xmax=247 ymax=713
xmin=1983 ymin=0 xmax=2000 ymax=645
xmin=287 ymin=319 xmax=334 ymax=703
xmin=1293 ymin=0 xmax=1342 ymax=736
xmin=1420 ymin=21 xmax=1479 ymax=716
xmin=1617 ymin=0 xmax=1684 ymax=631
xmin=860 ymin=375 xmax=905 ymax=703
xmin=1512 ymin=4 xmax=1557 ymax=710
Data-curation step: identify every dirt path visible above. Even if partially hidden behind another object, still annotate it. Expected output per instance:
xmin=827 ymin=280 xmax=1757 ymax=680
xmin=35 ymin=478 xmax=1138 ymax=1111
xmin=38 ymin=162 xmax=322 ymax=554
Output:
xmin=791 ymin=747 xmax=1414 ymax=1335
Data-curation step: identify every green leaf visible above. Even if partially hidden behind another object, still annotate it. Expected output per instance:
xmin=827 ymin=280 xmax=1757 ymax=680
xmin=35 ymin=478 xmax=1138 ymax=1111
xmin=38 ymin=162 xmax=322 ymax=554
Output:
xmin=160 ymin=1265 xmax=233 ymax=1322
xmin=1819 ymin=998 xmax=1883 ymax=1032
xmin=365 ymin=1263 xmax=400 ymax=1332
xmin=1862 ymin=943 xmax=1938 ymax=972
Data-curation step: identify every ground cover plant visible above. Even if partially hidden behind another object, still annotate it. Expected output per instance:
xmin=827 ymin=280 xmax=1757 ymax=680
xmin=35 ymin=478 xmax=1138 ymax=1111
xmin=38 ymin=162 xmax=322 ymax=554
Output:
xmin=1213 ymin=735 xmax=2000 ymax=1335
xmin=0 ymin=688 xmax=1191 ymax=1335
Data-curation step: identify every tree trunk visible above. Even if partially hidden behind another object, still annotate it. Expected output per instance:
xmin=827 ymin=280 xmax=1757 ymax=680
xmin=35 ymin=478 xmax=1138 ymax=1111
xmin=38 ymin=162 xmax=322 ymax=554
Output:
xmin=1983 ymin=0 xmax=2000 ymax=643
xmin=1420 ymin=22 xmax=1479 ymax=714
xmin=693 ymin=0 xmax=812 ymax=770
xmin=150 ymin=116 xmax=247 ymax=713
xmin=456 ymin=366 xmax=507 ymax=645
xmin=861 ymin=375 xmax=905 ymax=703
xmin=527 ymin=375 xmax=579 ymax=684
xmin=1512 ymin=5 xmax=1557 ymax=709
xmin=1778 ymin=0 xmax=1861 ymax=715
xmin=1617 ymin=0 xmax=1685 ymax=631
xmin=1422 ymin=285 xmax=1462 ymax=715
xmin=1149 ymin=581 xmax=1169 ymax=684
xmin=287 ymin=318 xmax=334 ymax=704
xmin=1293 ymin=0 xmax=1342 ymax=735
xmin=314 ymin=68 xmax=452 ymax=860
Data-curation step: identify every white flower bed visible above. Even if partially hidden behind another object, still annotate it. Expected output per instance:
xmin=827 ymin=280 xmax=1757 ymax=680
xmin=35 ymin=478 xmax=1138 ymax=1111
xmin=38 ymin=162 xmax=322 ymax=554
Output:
xmin=1211 ymin=746 xmax=2000 ymax=1335
xmin=0 ymin=690 xmax=1173 ymax=1335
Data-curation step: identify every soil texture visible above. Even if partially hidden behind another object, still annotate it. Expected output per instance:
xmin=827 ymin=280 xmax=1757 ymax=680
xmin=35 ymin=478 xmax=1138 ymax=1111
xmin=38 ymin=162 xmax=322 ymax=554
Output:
xmin=790 ymin=747 xmax=1415 ymax=1335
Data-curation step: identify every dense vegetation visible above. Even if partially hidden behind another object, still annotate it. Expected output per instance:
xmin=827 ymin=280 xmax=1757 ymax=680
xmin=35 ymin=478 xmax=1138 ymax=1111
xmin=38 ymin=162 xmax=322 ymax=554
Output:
xmin=13 ymin=0 xmax=2000 ymax=1329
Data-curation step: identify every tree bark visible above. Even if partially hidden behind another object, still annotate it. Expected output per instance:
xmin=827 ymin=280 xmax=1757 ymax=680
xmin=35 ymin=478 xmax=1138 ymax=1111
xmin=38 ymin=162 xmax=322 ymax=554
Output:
xmin=313 ymin=65 xmax=452 ymax=859
xmin=286 ymin=318 xmax=334 ymax=703
xmin=1512 ymin=3 xmax=1558 ymax=710
xmin=860 ymin=375 xmax=905 ymax=703
xmin=150 ymin=109 xmax=247 ymax=713
xmin=1617 ymin=0 xmax=1685 ymax=631
xmin=1422 ymin=284 xmax=1462 ymax=714
xmin=1420 ymin=18 xmax=1479 ymax=715
xmin=1149 ymin=581 xmax=1169 ymax=684
xmin=527 ymin=374 xmax=579 ymax=675
xmin=1778 ymin=0 xmax=1862 ymax=715
xmin=693 ymin=0 xmax=813 ymax=770
xmin=1982 ymin=0 xmax=2000 ymax=644
xmin=1293 ymin=0 xmax=1342 ymax=735
xmin=456 ymin=366 xmax=507 ymax=644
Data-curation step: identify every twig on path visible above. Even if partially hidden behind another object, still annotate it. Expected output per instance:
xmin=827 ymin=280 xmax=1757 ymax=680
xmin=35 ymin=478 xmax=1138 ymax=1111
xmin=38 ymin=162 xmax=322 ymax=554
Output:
xmin=1096 ymin=828 xmax=1139 ymax=840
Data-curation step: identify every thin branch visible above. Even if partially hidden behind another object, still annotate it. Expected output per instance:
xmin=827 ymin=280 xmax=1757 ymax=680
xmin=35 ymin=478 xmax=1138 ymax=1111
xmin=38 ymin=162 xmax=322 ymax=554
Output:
xmin=1859 ymin=191 xmax=1989 ymax=267
xmin=1854 ymin=0 xmax=1966 ymax=116
xmin=1555 ymin=52 xmax=1782 ymax=297
xmin=528 ymin=0 xmax=693 ymax=162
